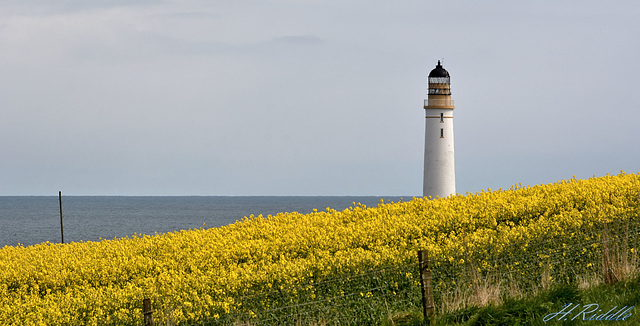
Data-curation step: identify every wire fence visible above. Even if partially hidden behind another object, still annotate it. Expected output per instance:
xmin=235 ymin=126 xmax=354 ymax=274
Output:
xmin=431 ymin=218 xmax=640 ymax=314
xmin=144 ymin=214 xmax=640 ymax=325
xmin=148 ymin=262 xmax=422 ymax=325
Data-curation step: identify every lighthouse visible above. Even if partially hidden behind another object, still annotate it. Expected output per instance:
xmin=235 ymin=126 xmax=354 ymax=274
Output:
xmin=423 ymin=60 xmax=456 ymax=198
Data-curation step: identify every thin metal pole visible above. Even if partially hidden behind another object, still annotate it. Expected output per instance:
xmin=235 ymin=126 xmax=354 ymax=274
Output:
xmin=59 ymin=191 xmax=64 ymax=244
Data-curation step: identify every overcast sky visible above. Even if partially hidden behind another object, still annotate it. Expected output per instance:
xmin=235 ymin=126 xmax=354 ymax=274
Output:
xmin=1 ymin=1 xmax=639 ymax=196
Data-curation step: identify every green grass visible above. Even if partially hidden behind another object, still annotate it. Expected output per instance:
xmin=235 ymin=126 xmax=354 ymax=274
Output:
xmin=387 ymin=274 xmax=640 ymax=326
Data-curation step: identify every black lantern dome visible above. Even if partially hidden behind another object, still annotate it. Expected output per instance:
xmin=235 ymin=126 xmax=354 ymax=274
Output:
xmin=428 ymin=60 xmax=450 ymax=78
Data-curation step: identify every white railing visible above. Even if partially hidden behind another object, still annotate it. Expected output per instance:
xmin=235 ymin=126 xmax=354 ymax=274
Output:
xmin=424 ymin=99 xmax=455 ymax=107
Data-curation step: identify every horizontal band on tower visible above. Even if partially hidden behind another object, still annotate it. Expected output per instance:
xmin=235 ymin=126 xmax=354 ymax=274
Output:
xmin=424 ymin=99 xmax=455 ymax=107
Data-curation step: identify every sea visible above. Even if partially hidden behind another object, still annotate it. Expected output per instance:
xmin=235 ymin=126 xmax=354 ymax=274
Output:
xmin=0 ymin=196 xmax=408 ymax=248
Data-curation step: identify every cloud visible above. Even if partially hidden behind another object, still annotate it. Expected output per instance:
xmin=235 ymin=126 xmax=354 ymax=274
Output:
xmin=272 ymin=35 xmax=324 ymax=45
xmin=0 ymin=0 xmax=165 ymax=15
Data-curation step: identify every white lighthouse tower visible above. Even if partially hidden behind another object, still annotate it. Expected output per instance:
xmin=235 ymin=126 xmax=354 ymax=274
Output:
xmin=423 ymin=60 xmax=456 ymax=199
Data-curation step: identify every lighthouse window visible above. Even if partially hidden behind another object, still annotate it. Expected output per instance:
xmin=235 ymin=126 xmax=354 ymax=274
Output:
xmin=440 ymin=128 xmax=444 ymax=138
xmin=440 ymin=113 xmax=444 ymax=122
xmin=429 ymin=77 xmax=450 ymax=84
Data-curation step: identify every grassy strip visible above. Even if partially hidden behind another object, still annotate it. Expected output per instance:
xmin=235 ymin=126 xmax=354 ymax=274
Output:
xmin=391 ymin=273 xmax=640 ymax=325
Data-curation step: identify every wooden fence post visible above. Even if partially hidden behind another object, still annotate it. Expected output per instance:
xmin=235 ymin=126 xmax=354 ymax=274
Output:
xmin=418 ymin=249 xmax=436 ymax=325
xmin=143 ymin=298 xmax=154 ymax=326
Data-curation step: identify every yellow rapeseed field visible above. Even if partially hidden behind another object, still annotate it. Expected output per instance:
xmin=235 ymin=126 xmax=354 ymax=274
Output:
xmin=1 ymin=172 xmax=639 ymax=325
